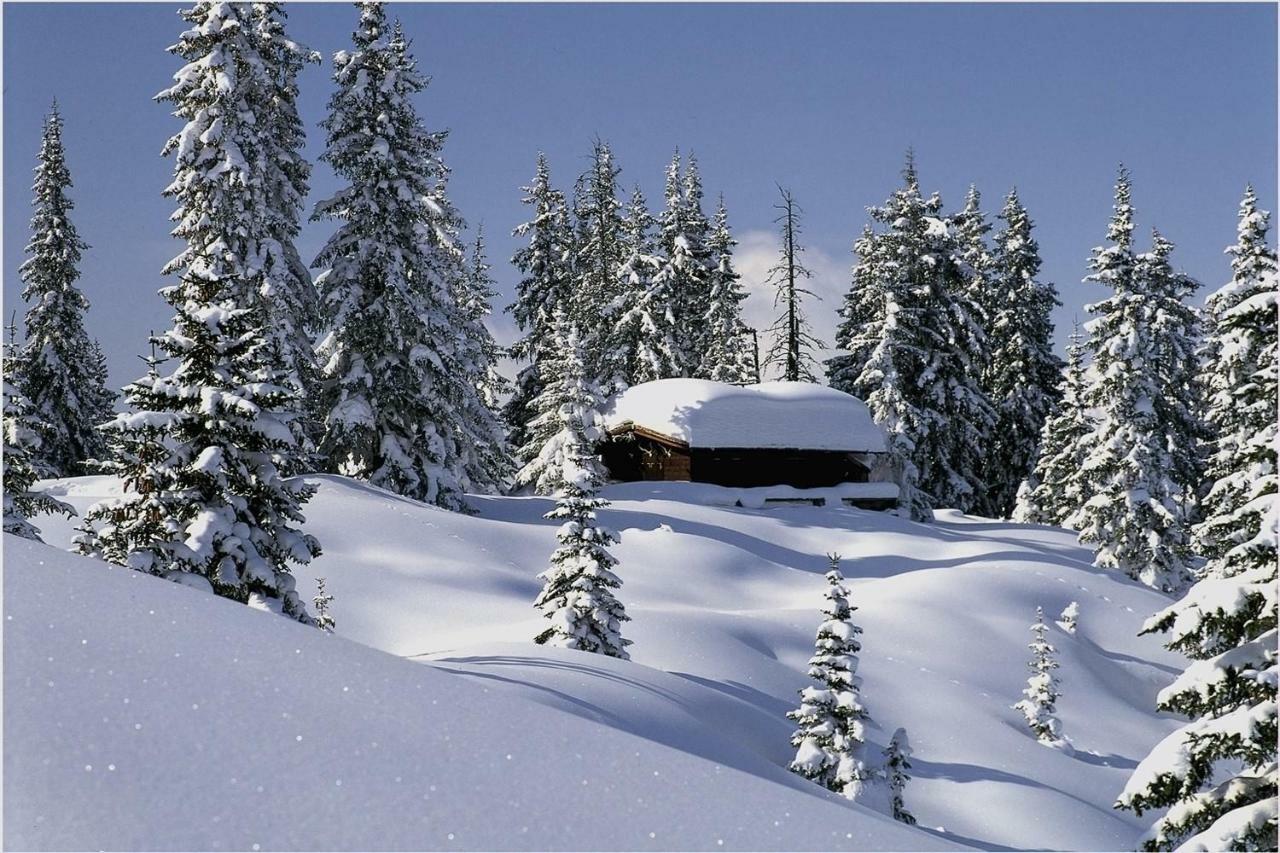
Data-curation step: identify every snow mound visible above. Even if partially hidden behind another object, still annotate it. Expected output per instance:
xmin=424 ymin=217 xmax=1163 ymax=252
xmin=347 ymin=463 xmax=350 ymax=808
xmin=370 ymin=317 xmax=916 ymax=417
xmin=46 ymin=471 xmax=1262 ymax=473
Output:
xmin=3 ymin=534 xmax=942 ymax=852
xmin=21 ymin=474 xmax=1189 ymax=850
xmin=601 ymin=379 xmax=887 ymax=451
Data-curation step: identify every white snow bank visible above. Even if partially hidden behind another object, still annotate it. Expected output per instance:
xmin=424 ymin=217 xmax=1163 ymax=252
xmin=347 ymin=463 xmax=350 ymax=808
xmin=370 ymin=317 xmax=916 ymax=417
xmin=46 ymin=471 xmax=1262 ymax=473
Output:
xmin=3 ymin=534 xmax=944 ymax=852
xmin=27 ymin=474 xmax=1188 ymax=851
xmin=601 ymin=379 xmax=888 ymax=452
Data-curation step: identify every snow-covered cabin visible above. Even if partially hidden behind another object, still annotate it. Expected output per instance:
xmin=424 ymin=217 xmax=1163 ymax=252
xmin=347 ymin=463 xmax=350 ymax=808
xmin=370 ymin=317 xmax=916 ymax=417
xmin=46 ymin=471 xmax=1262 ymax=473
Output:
xmin=599 ymin=379 xmax=898 ymax=508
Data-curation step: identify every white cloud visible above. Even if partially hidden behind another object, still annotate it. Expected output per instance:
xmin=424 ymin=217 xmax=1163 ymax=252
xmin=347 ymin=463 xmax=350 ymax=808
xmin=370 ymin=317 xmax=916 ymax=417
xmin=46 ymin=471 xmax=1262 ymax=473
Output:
xmin=733 ymin=229 xmax=850 ymax=380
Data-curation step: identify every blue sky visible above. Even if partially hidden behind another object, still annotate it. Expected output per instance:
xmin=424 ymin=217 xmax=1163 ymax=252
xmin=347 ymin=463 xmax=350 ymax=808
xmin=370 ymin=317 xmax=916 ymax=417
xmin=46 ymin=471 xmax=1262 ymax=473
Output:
xmin=4 ymin=2 xmax=1276 ymax=390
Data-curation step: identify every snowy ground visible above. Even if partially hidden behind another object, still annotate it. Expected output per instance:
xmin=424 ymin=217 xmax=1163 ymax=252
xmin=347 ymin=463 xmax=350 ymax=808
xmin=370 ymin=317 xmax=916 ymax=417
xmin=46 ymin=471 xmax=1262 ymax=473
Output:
xmin=7 ymin=475 xmax=1186 ymax=850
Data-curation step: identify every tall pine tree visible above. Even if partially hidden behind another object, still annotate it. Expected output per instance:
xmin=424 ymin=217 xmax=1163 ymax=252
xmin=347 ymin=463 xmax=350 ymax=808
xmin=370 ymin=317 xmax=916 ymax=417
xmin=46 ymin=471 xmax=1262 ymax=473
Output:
xmin=1014 ymin=323 xmax=1091 ymax=526
xmin=979 ymin=189 xmax=1063 ymax=519
xmin=507 ymin=153 xmax=574 ymax=461
xmin=829 ymin=156 xmax=992 ymax=519
xmin=1068 ymin=169 xmax=1193 ymax=593
xmin=310 ymin=4 xmax=486 ymax=509
xmin=454 ymin=228 xmax=514 ymax=492
xmin=77 ymin=0 xmax=318 ymax=623
xmin=14 ymin=104 xmax=116 ymax=476
xmin=609 ymin=185 xmax=676 ymax=389
xmin=251 ymin=2 xmax=321 ymax=461
xmin=529 ymin=313 xmax=629 ymax=658
xmin=571 ymin=140 xmax=626 ymax=385
xmin=1117 ymin=187 xmax=1280 ymax=851
xmin=654 ymin=151 xmax=710 ymax=378
xmin=697 ymin=196 xmax=756 ymax=384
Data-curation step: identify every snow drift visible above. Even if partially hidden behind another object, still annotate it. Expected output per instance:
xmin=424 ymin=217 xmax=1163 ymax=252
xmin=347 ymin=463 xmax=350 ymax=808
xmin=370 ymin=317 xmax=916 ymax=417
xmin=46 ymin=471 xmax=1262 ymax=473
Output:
xmin=11 ymin=475 xmax=1188 ymax=850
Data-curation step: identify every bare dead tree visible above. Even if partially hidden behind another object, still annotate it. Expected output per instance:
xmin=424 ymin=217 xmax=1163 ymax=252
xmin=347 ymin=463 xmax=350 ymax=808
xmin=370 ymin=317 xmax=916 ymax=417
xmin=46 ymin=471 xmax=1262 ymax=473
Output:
xmin=764 ymin=186 xmax=823 ymax=381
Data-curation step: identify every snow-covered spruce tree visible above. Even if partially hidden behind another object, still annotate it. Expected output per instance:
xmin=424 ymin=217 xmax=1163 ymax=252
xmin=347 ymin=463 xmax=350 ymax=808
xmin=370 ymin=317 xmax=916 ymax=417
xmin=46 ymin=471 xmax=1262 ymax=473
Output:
xmin=451 ymin=228 xmax=513 ymax=493
xmin=829 ymin=221 xmax=930 ymax=520
xmin=250 ymin=2 xmax=321 ymax=461
xmin=980 ymin=189 xmax=1063 ymax=519
xmin=1141 ymin=229 xmax=1207 ymax=519
xmin=516 ymin=309 xmax=601 ymax=494
xmin=14 ymin=104 xmax=116 ymax=476
xmin=3 ymin=373 xmax=74 ymax=541
xmin=1058 ymin=601 xmax=1079 ymax=635
xmin=1196 ymin=185 xmax=1278 ymax=582
xmin=571 ymin=140 xmax=626 ymax=384
xmin=608 ymin=185 xmax=677 ymax=389
xmin=672 ymin=154 xmax=714 ymax=372
xmin=788 ymin=555 xmax=872 ymax=799
xmin=1012 ymin=607 xmax=1064 ymax=746
xmin=312 ymin=577 xmax=336 ymax=633
xmin=1014 ymin=322 xmax=1091 ymax=525
xmin=764 ymin=187 xmax=824 ymax=382
xmin=883 ymin=728 xmax=917 ymax=825
xmin=1068 ymin=169 xmax=1192 ymax=593
xmin=529 ymin=315 xmax=629 ymax=658
xmin=507 ymin=153 xmax=575 ymax=462
xmin=697 ymin=196 xmax=756 ymax=384
xmin=311 ymin=5 xmax=486 ymax=510
xmin=654 ymin=151 xmax=711 ymax=377
xmin=76 ymin=0 xmax=318 ymax=622
xmin=1115 ymin=567 xmax=1276 ymax=849
xmin=1115 ymin=187 xmax=1280 ymax=852
xmin=829 ymin=156 xmax=993 ymax=519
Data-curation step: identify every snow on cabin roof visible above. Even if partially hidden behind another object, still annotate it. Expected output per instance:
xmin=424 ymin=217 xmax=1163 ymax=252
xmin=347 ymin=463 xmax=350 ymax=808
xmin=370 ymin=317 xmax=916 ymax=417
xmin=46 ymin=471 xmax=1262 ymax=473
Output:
xmin=601 ymin=379 xmax=888 ymax=452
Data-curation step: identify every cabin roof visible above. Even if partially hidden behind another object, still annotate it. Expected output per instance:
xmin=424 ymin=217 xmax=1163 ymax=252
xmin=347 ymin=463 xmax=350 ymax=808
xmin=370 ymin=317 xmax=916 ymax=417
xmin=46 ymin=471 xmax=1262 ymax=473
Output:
xmin=600 ymin=379 xmax=888 ymax=452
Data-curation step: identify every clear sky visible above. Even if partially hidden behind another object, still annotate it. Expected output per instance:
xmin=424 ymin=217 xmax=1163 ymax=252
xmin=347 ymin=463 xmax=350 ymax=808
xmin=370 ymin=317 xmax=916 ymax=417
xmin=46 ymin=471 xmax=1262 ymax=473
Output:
xmin=4 ymin=2 xmax=1276 ymax=391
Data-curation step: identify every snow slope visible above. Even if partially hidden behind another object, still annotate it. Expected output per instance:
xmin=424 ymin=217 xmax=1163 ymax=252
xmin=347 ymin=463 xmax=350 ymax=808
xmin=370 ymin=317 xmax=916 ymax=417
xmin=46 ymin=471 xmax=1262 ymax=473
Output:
xmin=16 ymin=475 xmax=1187 ymax=850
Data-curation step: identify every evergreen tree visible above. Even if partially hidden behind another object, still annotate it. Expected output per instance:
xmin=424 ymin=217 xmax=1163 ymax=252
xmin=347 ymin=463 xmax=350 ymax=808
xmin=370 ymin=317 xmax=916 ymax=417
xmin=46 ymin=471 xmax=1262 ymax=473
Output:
xmin=76 ymin=0 xmax=318 ymax=623
xmin=251 ymin=2 xmax=321 ymax=461
xmin=673 ymin=154 xmax=714 ymax=372
xmin=608 ymin=185 xmax=676 ymax=389
xmin=979 ymin=189 xmax=1063 ymax=518
xmin=697 ymin=196 xmax=755 ymax=384
xmin=1014 ymin=322 xmax=1091 ymax=525
xmin=1116 ymin=569 xmax=1276 ymax=849
xmin=1196 ymin=185 xmax=1278 ymax=580
xmin=3 ymin=370 xmax=74 ymax=541
xmin=14 ymin=104 xmax=116 ymax=476
xmin=529 ymin=316 xmax=629 ymax=658
xmin=1012 ymin=607 xmax=1064 ymax=745
xmin=1068 ymin=169 xmax=1193 ymax=593
xmin=1058 ymin=601 xmax=1080 ymax=635
xmin=788 ymin=555 xmax=872 ymax=800
xmin=453 ymin=228 xmax=513 ymax=492
xmin=764 ymin=187 xmax=824 ymax=382
xmin=883 ymin=728 xmax=917 ymax=825
xmin=1140 ymin=230 xmax=1207 ymax=517
xmin=310 ymin=4 xmax=483 ymax=510
xmin=312 ymin=577 xmax=336 ymax=633
xmin=654 ymin=151 xmax=711 ymax=377
xmin=507 ymin=153 xmax=574 ymax=461
xmin=829 ymin=156 xmax=993 ymax=519
xmin=571 ymin=140 xmax=626 ymax=383
xmin=1117 ymin=188 xmax=1280 ymax=851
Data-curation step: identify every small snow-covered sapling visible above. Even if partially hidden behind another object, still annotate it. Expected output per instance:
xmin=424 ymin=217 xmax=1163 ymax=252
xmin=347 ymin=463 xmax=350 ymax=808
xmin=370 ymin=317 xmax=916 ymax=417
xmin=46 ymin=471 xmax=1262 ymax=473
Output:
xmin=1057 ymin=601 xmax=1079 ymax=634
xmin=1012 ymin=607 xmax=1064 ymax=745
xmin=883 ymin=727 xmax=917 ymax=825
xmin=787 ymin=554 xmax=872 ymax=799
xmin=313 ymin=578 xmax=336 ymax=633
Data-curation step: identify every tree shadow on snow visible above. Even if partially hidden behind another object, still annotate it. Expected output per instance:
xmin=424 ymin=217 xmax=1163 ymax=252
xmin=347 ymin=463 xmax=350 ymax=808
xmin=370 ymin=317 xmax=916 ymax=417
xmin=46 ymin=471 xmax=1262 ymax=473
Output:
xmin=428 ymin=653 xmax=823 ymax=797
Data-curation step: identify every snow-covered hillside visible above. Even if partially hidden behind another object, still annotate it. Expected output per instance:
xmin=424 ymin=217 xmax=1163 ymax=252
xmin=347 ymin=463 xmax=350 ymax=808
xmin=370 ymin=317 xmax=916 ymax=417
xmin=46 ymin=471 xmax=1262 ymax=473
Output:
xmin=11 ymin=475 xmax=1187 ymax=850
